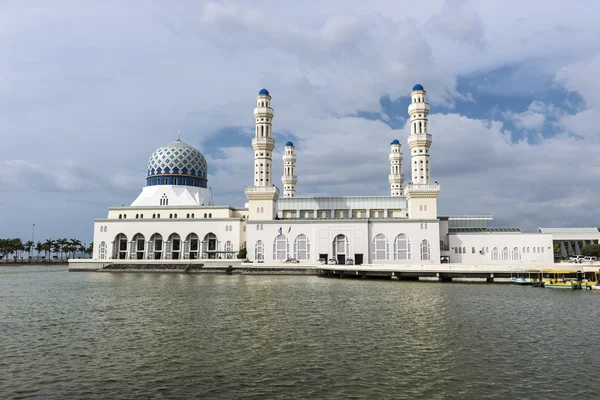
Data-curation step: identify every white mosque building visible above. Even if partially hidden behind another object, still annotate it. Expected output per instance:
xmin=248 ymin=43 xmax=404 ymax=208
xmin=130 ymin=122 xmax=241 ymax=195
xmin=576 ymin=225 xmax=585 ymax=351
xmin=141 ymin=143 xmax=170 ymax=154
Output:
xmin=91 ymin=84 xmax=596 ymax=266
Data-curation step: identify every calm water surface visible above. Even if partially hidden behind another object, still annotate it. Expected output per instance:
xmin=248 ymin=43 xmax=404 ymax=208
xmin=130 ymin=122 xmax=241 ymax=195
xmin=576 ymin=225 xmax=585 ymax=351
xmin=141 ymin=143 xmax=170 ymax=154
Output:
xmin=1 ymin=265 xmax=599 ymax=399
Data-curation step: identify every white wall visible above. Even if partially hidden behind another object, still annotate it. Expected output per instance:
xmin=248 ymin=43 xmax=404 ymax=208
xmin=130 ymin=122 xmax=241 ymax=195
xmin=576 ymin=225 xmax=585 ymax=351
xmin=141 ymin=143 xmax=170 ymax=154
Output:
xmin=245 ymin=219 xmax=440 ymax=265
xmin=93 ymin=218 xmax=244 ymax=260
xmin=446 ymin=232 xmax=553 ymax=265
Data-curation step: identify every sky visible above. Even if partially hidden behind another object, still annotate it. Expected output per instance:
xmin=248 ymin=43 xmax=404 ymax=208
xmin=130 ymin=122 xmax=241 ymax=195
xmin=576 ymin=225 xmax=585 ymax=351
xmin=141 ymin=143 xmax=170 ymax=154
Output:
xmin=1 ymin=0 xmax=600 ymax=243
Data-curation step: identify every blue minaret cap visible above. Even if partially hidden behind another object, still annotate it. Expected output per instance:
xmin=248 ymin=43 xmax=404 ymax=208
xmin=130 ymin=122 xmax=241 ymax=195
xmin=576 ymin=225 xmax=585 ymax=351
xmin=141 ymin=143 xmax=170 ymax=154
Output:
xmin=285 ymin=141 xmax=294 ymax=147
xmin=259 ymin=88 xmax=270 ymax=95
xmin=391 ymin=139 xmax=400 ymax=145
xmin=412 ymin=83 xmax=424 ymax=91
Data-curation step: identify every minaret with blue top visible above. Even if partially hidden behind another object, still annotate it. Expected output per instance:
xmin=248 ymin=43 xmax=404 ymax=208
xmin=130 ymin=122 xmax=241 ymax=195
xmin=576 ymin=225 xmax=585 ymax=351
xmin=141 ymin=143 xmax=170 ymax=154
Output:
xmin=389 ymin=139 xmax=403 ymax=196
xmin=245 ymin=88 xmax=280 ymax=221
xmin=282 ymin=141 xmax=297 ymax=197
xmin=405 ymin=84 xmax=440 ymax=219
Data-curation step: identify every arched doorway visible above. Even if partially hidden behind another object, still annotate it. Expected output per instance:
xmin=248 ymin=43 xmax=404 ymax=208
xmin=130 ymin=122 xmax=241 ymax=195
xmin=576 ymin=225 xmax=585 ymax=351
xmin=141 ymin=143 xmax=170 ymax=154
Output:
xmin=332 ymin=234 xmax=349 ymax=264
xmin=132 ymin=233 xmax=145 ymax=260
xmin=202 ymin=233 xmax=218 ymax=259
xmin=148 ymin=233 xmax=163 ymax=260
xmin=113 ymin=233 xmax=128 ymax=259
xmin=185 ymin=233 xmax=200 ymax=259
xmin=167 ymin=233 xmax=182 ymax=260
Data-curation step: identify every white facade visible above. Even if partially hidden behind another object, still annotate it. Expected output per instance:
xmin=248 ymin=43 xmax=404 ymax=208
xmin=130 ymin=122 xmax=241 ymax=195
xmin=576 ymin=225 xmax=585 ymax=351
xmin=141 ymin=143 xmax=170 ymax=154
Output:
xmin=91 ymin=84 xmax=559 ymax=266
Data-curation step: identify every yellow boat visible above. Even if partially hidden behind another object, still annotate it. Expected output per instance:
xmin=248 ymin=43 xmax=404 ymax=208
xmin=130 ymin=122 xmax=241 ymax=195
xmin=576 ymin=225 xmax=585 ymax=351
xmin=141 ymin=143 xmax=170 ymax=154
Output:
xmin=539 ymin=269 xmax=598 ymax=290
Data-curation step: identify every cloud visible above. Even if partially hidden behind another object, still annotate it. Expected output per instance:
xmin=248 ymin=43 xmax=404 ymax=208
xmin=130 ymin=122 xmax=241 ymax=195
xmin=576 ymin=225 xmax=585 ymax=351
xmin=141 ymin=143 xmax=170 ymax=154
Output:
xmin=426 ymin=0 xmax=485 ymax=50
xmin=3 ymin=0 xmax=600 ymax=241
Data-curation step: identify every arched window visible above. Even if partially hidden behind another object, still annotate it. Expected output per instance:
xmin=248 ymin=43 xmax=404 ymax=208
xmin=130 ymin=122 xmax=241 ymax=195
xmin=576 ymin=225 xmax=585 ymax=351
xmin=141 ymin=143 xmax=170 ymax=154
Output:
xmin=420 ymin=205 xmax=423 ymax=211
xmin=255 ymin=240 xmax=264 ymax=261
xmin=185 ymin=233 xmax=200 ymax=259
xmin=294 ymin=234 xmax=310 ymax=261
xmin=167 ymin=233 xmax=182 ymax=260
xmin=153 ymin=214 xmax=156 ymax=219
xmin=99 ymin=241 xmax=107 ymax=259
xmin=527 ymin=247 xmax=530 ymax=253
xmin=512 ymin=247 xmax=520 ymax=260
xmin=192 ymin=213 xmax=194 ymax=218
xmin=174 ymin=213 xmax=177 ymax=218
xmin=157 ymin=214 xmax=160 ymax=219
xmin=502 ymin=247 xmax=509 ymax=260
xmin=132 ymin=233 xmax=146 ymax=260
xmin=119 ymin=214 xmax=122 ymax=219
xmin=462 ymin=247 xmax=466 ymax=254
xmin=372 ymin=234 xmax=388 ymax=260
xmin=201 ymin=233 xmax=218 ymax=259
xmin=209 ymin=213 xmax=212 ymax=218
xmin=332 ymin=234 xmax=349 ymax=262
xmin=394 ymin=234 xmax=411 ymax=260
xmin=541 ymin=247 xmax=544 ymax=253
xmin=491 ymin=247 xmax=499 ymax=261
xmin=424 ymin=205 xmax=427 ymax=212
xmin=149 ymin=233 xmax=163 ymax=260
xmin=169 ymin=214 xmax=173 ymax=219
xmin=533 ymin=247 xmax=536 ymax=254
xmin=420 ymin=240 xmax=430 ymax=261
xmin=256 ymin=207 xmax=260 ymax=213
xmin=113 ymin=233 xmax=128 ymax=259
xmin=204 ymin=213 xmax=207 ymax=218
xmin=273 ymin=234 xmax=288 ymax=261
xmin=260 ymin=207 xmax=264 ymax=213
xmin=224 ymin=241 xmax=233 ymax=259
xmin=472 ymin=247 xmax=475 ymax=254
xmin=186 ymin=213 xmax=190 ymax=218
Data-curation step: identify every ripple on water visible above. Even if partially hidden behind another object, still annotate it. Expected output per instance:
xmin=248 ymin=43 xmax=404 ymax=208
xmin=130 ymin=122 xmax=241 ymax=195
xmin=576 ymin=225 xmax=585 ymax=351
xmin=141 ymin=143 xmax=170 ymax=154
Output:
xmin=1 ymin=266 xmax=599 ymax=399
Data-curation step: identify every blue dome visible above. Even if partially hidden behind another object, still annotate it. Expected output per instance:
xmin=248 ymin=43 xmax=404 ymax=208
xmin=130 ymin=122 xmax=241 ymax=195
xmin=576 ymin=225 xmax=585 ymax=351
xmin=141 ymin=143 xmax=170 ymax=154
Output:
xmin=258 ymin=88 xmax=270 ymax=95
xmin=146 ymin=139 xmax=208 ymax=188
xmin=391 ymin=139 xmax=400 ymax=145
xmin=412 ymin=83 xmax=424 ymax=91
xmin=285 ymin=141 xmax=294 ymax=147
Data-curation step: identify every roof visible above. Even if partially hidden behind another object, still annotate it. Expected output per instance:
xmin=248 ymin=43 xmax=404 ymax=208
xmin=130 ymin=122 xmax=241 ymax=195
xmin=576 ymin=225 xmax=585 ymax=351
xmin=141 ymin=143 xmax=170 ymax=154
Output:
xmin=449 ymin=228 xmax=521 ymax=233
xmin=412 ymin=83 xmax=424 ymax=91
xmin=537 ymin=227 xmax=599 ymax=233
xmin=391 ymin=139 xmax=400 ymax=145
xmin=258 ymin=88 xmax=270 ymax=95
xmin=285 ymin=141 xmax=294 ymax=147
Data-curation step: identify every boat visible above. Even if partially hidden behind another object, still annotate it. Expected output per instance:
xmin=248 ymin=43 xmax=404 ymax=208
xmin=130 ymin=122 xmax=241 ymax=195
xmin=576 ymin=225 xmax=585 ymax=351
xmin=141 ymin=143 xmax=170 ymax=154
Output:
xmin=510 ymin=270 xmax=539 ymax=285
xmin=539 ymin=269 xmax=598 ymax=290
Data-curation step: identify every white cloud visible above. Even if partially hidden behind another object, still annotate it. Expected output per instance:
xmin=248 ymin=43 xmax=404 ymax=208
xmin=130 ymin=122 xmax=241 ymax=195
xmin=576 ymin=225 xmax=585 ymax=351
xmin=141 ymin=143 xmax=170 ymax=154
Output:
xmin=3 ymin=0 xmax=600 ymax=239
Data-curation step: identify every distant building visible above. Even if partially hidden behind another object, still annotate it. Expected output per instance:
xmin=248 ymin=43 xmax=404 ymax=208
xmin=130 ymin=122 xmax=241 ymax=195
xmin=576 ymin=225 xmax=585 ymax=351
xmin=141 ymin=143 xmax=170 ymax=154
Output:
xmin=92 ymin=85 xmax=557 ymax=265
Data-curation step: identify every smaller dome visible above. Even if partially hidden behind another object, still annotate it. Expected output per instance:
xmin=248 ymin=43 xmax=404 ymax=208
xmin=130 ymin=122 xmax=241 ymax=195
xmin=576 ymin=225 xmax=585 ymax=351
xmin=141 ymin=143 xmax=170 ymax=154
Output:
xmin=391 ymin=139 xmax=400 ymax=145
xmin=412 ymin=83 xmax=424 ymax=91
xmin=259 ymin=88 xmax=270 ymax=95
xmin=285 ymin=141 xmax=294 ymax=147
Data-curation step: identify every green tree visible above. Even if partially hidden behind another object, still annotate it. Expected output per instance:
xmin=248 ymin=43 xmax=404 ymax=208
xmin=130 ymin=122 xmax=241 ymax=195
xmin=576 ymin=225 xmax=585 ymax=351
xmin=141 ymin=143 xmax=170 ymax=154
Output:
xmin=35 ymin=241 xmax=43 ymax=261
xmin=25 ymin=240 xmax=34 ymax=259
xmin=85 ymin=242 xmax=93 ymax=258
xmin=69 ymin=238 xmax=82 ymax=259
xmin=553 ymin=243 xmax=561 ymax=257
xmin=43 ymin=239 xmax=55 ymax=260
xmin=581 ymin=244 xmax=600 ymax=257
xmin=237 ymin=247 xmax=247 ymax=259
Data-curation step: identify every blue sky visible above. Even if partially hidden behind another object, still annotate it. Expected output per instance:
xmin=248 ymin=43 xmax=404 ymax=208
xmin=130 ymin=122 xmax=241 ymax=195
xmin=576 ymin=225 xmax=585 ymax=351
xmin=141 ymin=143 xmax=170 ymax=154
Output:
xmin=2 ymin=0 xmax=600 ymax=243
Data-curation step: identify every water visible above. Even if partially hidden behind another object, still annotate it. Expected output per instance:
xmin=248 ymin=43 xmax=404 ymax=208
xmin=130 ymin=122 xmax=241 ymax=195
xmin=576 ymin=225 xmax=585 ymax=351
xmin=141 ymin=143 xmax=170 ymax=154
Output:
xmin=1 ymin=265 xmax=599 ymax=399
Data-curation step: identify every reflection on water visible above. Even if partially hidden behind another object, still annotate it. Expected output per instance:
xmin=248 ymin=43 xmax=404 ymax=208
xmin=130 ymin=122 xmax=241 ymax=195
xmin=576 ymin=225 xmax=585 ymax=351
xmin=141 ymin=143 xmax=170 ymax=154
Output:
xmin=1 ymin=265 xmax=598 ymax=399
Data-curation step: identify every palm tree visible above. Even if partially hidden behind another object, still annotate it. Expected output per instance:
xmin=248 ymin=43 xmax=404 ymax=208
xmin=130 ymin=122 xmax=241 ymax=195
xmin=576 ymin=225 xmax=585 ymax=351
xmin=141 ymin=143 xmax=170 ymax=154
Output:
xmin=44 ymin=239 xmax=54 ymax=260
xmin=35 ymin=241 xmax=43 ymax=261
xmin=13 ymin=238 xmax=24 ymax=261
xmin=25 ymin=240 xmax=34 ymax=260
xmin=69 ymin=238 xmax=82 ymax=259
xmin=56 ymin=238 xmax=68 ymax=260
xmin=78 ymin=242 xmax=88 ymax=259
xmin=86 ymin=242 xmax=94 ymax=258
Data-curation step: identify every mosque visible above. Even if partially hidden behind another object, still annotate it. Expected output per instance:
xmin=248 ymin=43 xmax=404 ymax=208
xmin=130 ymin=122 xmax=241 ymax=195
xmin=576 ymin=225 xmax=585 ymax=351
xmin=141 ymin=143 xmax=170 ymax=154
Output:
xmin=91 ymin=84 xmax=587 ymax=266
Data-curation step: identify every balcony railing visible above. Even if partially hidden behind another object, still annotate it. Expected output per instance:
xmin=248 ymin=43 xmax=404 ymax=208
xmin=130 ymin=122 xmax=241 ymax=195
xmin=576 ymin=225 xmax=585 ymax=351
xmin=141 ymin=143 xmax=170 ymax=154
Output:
xmin=405 ymin=183 xmax=440 ymax=190
xmin=244 ymin=186 xmax=279 ymax=193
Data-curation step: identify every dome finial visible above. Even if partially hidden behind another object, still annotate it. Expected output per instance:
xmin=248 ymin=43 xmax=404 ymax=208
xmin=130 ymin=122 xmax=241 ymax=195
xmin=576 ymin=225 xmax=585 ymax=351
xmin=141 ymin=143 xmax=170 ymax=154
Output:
xmin=177 ymin=128 xmax=181 ymax=141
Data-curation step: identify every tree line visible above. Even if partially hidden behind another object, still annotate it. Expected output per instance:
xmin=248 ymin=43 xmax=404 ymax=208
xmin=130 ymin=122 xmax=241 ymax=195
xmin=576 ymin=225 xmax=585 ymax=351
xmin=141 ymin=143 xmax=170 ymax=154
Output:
xmin=0 ymin=238 xmax=93 ymax=261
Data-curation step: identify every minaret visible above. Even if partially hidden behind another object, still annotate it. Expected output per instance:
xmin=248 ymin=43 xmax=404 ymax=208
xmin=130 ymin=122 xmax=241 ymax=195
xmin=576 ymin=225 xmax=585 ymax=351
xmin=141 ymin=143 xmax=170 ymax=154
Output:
xmin=408 ymin=84 xmax=432 ymax=184
xmin=282 ymin=141 xmax=297 ymax=197
xmin=245 ymin=88 xmax=279 ymax=221
xmin=405 ymin=83 xmax=440 ymax=220
xmin=252 ymin=88 xmax=275 ymax=187
xmin=389 ymin=139 xmax=403 ymax=196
